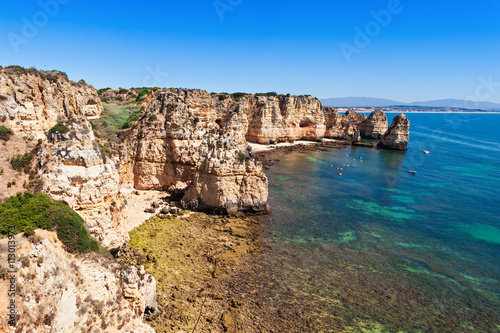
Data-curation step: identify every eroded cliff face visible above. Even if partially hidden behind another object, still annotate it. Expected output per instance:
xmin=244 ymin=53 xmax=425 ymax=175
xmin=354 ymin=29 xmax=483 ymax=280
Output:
xmin=0 ymin=68 xmax=128 ymax=250
xmin=0 ymin=231 xmax=156 ymax=333
xmin=359 ymin=109 xmax=388 ymax=139
xmin=39 ymin=123 xmax=129 ymax=250
xmin=324 ymin=108 xmax=367 ymax=141
xmin=245 ymin=95 xmax=325 ymax=144
xmin=0 ymin=68 xmax=102 ymax=139
xmin=119 ymin=89 xmax=269 ymax=214
xmin=377 ymin=113 xmax=410 ymax=150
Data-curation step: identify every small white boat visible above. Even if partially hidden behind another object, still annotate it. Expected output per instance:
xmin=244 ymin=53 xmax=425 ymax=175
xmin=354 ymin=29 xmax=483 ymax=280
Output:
xmin=423 ymin=150 xmax=430 ymax=154
xmin=408 ymin=170 xmax=417 ymax=174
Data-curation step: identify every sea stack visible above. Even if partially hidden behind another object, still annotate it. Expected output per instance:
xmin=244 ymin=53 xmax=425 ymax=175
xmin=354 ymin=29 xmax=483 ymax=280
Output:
xmin=377 ymin=113 xmax=410 ymax=150
xmin=359 ymin=109 xmax=388 ymax=139
xmin=324 ymin=107 xmax=366 ymax=142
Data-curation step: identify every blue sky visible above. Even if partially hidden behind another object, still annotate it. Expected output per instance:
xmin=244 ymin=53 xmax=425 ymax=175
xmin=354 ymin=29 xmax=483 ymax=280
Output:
xmin=1 ymin=0 xmax=499 ymax=103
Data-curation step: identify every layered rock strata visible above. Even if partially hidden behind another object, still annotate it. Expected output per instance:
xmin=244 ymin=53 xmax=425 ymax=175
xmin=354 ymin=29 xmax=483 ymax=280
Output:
xmin=245 ymin=95 xmax=326 ymax=143
xmin=0 ymin=68 xmax=128 ymax=250
xmin=324 ymin=107 xmax=367 ymax=141
xmin=0 ymin=230 xmax=156 ymax=333
xmin=0 ymin=67 xmax=102 ymax=138
xmin=359 ymin=109 xmax=388 ymax=139
xmin=377 ymin=113 xmax=410 ymax=150
xmin=119 ymin=89 xmax=270 ymax=214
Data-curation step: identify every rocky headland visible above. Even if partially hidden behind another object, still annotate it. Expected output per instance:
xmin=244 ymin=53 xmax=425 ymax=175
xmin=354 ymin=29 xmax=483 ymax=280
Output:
xmin=0 ymin=66 xmax=410 ymax=332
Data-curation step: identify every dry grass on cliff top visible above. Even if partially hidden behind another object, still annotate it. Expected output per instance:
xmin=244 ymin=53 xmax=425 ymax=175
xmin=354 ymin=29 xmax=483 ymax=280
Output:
xmin=90 ymin=102 xmax=142 ymax=142
xmin=120 ymin=213 xmax=264 ymax=333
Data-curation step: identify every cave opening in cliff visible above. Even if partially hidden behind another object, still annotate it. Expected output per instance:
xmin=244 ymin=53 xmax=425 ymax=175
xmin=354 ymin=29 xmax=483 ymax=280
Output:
xmin=299 ymin=119 xmax=314 ymax=128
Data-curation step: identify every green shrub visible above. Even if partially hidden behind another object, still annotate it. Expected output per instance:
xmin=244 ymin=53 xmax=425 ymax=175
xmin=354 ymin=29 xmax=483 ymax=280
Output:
xmin=49 ymin=123 xmax=70 ymax=134
xmin=98 ymin=88 xmax=111 ymax=95
xmin=169 ymin=88 xmax=176 ymax=93
xmin=122 ymin=111 xmax=140 ymax=129
xmin=148 ymin=114 xmax=157 ymax=122
xmin=237 ymin=151 xmax=250 ymax=163
xmin=118 ymin=88 xmax=128 ymax=94
xmin=23 ymin=227 xmax=35 ymax=237
xmin=218 ymin=93 xmax=228 ymax=101
xmin=0 ymin=192 xmax=100 ymax=253
xmin=7 ymin=182 xmax=12 ymax=188
xmin=136 ymin=88 xmax=150 ymax=102
xmin=255 ymin=92 xmax=277 ymax=97
xmin=0 ymin=125 xmax=13 ymax=141
xmin=231 ymin=92 xmax=247 ymax=101
xmin=5 ymin=65 xmax=27 ymax=74
xmin=11 ymin=152 xmax=34 ymax=173
xmin=115 ymin=96 xmax=124 ymax=102
xmin=78 ymin=79 xmax=87 ymax=85
xmin=97 ymin=142 xmax=110 ymax=160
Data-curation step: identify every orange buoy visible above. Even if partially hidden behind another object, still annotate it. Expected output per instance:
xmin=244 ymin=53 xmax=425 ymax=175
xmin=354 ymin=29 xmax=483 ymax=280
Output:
xmin=353 ymin=159 xmax=356 ymax=161
xmin=347 ymin=164 xmax=350 ymax=167
xmin=360 ymin=160 xmax=363 ymax=163
xmin=337 ymin=167 xmax=339 ymax=170
xmin=330 ymin=165 xmax=333 ymax=168
xmin=332 ymin=175 xmax=335 ymax=177
xmin=346 ymin=154 xmax=349 ymax=157
xmin=340 ymin=168 xmax=343 ymax=171
xmin=339 ymin=173 xmax=342 ymax=176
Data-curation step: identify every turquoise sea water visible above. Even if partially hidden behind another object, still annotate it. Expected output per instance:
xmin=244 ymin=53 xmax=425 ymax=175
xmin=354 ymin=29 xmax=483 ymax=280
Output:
xmin=259 ymin=114 xmax=500 ymax=332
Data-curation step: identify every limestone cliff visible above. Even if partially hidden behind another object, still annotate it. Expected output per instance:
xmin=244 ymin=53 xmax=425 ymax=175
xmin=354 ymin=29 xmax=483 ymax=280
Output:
xmin=0 ymin=67 xmax=128 ymax=250
xmin=0 ymin=230 xmax=156 ymax=333
xmin=119 ymin=89 xmax=269 ymax=214
xmin=0 ymin=67 xmax=102 ymax=139
xmin=377 ymin=113 xmax=410 ymax=150
xmin=324 ymin=108 xmax=366 ymax=141
xmin=245 ymin=95 xmax=325 ymax=144
xmin=359 ymin=109 xmax=388 ymax=139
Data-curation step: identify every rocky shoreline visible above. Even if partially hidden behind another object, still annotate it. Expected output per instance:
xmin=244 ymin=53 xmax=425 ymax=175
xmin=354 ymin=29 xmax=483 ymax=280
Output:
xmin=116 ymin=139 xmax=359 ymax=332
xmin=0 ymin=67 xmax=411 ymax=332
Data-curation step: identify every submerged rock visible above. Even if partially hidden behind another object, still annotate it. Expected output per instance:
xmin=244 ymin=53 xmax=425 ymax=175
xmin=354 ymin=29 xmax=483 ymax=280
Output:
xmin=377 ymin=113 xmax=410 ymax=150
xmin=359 ymin=109 xmax=388 ymax=139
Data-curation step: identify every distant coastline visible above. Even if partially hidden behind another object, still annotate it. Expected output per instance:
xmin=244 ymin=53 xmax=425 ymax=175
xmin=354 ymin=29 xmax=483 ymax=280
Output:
xmin=379 ymin=111 xmax=500 ymax=114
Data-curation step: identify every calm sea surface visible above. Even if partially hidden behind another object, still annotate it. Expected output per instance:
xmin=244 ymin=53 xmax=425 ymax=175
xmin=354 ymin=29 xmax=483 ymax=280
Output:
xmin=257 ymin=113 xmax=500 ymax=332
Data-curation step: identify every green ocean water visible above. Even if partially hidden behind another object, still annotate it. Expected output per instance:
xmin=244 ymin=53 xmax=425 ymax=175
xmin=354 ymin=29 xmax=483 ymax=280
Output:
xmin=258 ymin=113 xmax=500 ymax=332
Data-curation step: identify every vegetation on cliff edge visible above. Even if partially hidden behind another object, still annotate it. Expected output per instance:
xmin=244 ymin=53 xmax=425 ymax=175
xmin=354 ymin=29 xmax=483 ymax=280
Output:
xmin=90 ymin=102 xmax=143 ymax=142
xmin=0 ymin=192 xmax=99 ymax=253
xmin=0 ymin=125 xmax=13 ymax=141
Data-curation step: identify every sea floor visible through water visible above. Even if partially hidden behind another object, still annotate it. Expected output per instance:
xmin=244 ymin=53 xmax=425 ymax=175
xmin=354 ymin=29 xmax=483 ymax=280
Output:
xmin=237 ymin=113 xmax=500 ymax=332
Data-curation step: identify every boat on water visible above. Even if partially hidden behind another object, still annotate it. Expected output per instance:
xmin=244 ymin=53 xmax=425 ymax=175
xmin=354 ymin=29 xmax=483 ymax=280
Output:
xmin=408 ymin=170 xmax=417 ymax=174
xmin=423 ymin=150 xmax=430 ymax=154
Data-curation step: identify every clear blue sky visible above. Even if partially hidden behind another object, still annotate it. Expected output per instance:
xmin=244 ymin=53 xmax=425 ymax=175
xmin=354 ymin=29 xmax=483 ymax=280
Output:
xmin=1 ymin=0 xmax=499 ymax=103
